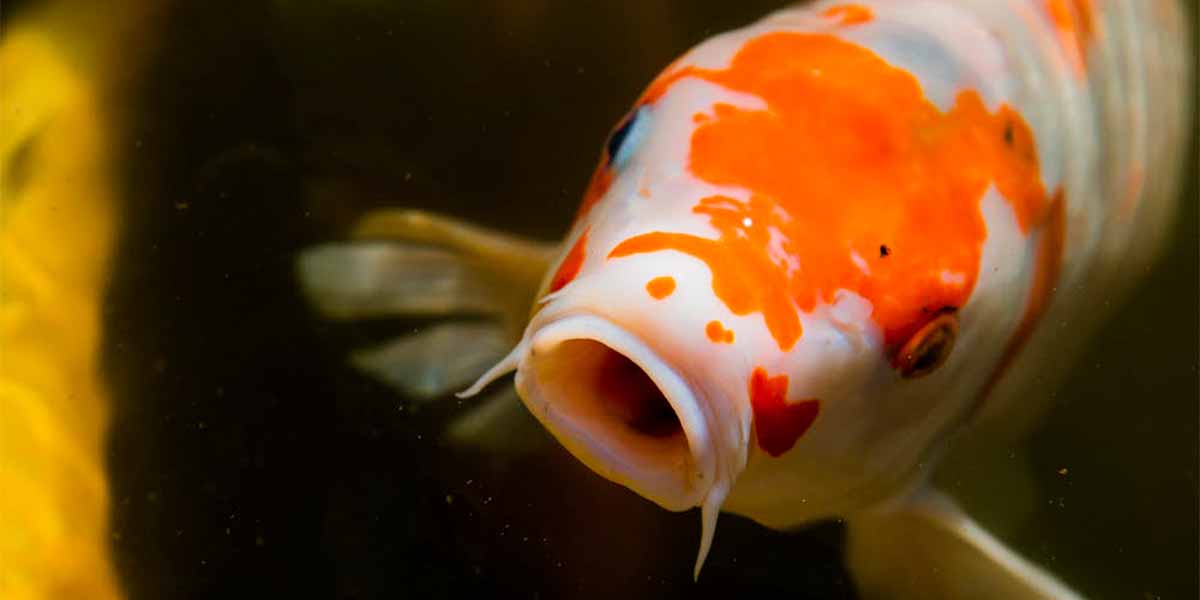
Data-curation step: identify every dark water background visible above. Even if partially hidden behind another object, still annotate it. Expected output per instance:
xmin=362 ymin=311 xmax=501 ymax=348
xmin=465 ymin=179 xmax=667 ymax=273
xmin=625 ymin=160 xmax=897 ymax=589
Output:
xmin=7 ymin=1 xmax=1193 ymax=598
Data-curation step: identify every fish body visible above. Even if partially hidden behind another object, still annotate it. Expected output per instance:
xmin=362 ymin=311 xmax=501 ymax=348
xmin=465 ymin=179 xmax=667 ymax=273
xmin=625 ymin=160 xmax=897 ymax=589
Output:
xmin=467 ymin=0 xmax=1189 ymax=561
xmin=300 ymin=1 xmax=1191 ymax=596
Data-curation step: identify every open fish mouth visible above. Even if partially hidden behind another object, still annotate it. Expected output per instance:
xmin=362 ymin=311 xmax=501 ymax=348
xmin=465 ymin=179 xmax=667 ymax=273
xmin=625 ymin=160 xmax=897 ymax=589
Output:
xmin=515 ymin=315 xmax=715 ymax=511
xmin=460 ymin=313 xmax=731 ymax=577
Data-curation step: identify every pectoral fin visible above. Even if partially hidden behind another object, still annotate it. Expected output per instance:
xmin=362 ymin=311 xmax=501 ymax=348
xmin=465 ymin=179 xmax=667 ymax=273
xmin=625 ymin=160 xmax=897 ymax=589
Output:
xmin=297 ymin=242 xmax=506 ymax=321
xmin=298 ymin=209 xmax=556 ymax=334
xmin=445 ymin=387 xmax=549 ymax=460
xmin=348 ymin=321 xmax=512 ymax=400
xmin=845 ymin=490 xmax=1083 ymax=600
xmin=295 ymin=209 xmax=556 ymax=405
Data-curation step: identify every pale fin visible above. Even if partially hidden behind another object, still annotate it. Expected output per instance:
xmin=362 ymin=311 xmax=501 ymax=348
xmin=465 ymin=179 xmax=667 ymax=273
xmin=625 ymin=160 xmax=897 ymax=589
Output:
xmin=445 ymin=387 xmax=548 ymax=458
xmin=348 ymin=321 xmax=511 ymax=400
xmin=298 ymin=209 xmax=557 ymax=332
xmin=693 ymin=479 xmax=730 ymax=580
xmin=845 ymin=490 xmax=1084 ymax=600
xmin=297 ymin=242 xmax=504 ymax=320
xmin=295 ymin=209 xmax=554 ymax=406
xmin=352 ymin=208 xmax=557 ymax=288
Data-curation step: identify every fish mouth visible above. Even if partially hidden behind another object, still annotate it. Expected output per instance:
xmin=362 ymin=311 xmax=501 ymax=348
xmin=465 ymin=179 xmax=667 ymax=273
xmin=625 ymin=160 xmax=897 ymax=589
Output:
xmin=515 ymin=315 xmax=716 ymax=511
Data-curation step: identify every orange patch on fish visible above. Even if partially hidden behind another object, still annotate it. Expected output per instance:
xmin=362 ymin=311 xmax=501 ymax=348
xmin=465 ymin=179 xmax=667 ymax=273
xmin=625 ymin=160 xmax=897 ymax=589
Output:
xmin=1046 ymin=0 xmax=1094 ymax=76
xmin=749 ymin=367 xmax=819 ymax=457
xmin=645 ymin=276 xmax=676 ymax=299
xmin=822 ymin=4 xmax=873 ymax=26
xmin=706 ymin=320 xmax=735 ymax=343
xmin=549 ymin=228 xmax=589 ymax=293
xmin=612 ymin=196 xmax=803 ymax=349
xmin=616 ymin=32 xmax=1052 ymax=350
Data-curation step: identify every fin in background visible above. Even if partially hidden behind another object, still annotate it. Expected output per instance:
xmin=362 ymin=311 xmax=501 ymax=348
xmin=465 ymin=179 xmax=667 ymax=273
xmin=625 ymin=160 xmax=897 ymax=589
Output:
xmin=296 ymin=209 xmax=556 ymax=442
xmin=844 ymin=489 xmax=1084 ymax=600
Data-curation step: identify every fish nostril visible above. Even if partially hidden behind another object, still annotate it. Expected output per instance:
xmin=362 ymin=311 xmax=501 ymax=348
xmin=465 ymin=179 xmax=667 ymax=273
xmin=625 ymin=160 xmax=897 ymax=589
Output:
xmin=593 ymin=349 xmax=682 ymax=438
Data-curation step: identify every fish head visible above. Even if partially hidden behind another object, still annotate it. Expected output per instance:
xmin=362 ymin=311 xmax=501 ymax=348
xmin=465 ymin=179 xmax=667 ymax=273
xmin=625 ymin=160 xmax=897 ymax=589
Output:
xmin=467 ymin=19 xmax=1060 ymax=574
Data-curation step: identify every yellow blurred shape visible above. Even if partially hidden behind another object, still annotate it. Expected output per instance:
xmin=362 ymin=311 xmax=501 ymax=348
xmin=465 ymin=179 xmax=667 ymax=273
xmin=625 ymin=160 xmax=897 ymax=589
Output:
xmin=0 ymin=20 xmax=123 ymax=600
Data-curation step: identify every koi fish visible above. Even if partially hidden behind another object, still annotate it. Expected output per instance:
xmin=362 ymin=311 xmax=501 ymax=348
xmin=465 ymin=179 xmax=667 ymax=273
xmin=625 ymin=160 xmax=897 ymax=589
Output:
xmin=298 ymin=1 xmax=1191 ymax=597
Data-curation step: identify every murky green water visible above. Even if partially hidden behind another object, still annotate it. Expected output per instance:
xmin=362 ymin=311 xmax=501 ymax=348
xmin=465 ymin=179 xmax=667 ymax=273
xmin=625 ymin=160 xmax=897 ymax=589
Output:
xmin=5 ymin=1 xmax=1196 ymax=598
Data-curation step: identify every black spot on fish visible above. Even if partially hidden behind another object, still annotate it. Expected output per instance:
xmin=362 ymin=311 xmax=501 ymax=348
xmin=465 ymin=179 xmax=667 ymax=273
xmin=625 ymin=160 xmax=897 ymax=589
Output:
xmin=879 ymin=244 xmax=891 ymax=258
xmin=1003 ymin=122 xmax=1014 ymax=146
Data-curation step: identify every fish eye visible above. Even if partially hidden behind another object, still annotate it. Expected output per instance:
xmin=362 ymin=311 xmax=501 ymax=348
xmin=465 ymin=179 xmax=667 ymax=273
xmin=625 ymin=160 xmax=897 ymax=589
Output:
xmin=605 ymin=105 xmax=648 ymax=169
xmin=895 ymin=312 xmax=958 ymax=379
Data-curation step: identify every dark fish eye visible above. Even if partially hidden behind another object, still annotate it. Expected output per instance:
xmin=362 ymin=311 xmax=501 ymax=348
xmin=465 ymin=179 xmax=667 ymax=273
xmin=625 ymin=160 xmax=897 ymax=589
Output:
xmin=895 ymin=312 xmax=958 ymax=379
xmin=605 ymin=106 xmax=647 ymax=169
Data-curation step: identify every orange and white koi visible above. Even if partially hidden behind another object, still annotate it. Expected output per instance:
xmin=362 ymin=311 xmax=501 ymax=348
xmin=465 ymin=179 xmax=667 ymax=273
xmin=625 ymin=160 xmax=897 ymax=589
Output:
xmin=300 ymin=1 xmax=1190 ymax=597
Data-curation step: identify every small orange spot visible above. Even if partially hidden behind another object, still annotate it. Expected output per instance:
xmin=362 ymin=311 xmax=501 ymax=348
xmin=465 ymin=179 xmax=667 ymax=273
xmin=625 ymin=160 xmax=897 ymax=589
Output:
xmin=549 ymin=228 xmax=589 ymax=293
xmin=614 ymin=33 xmax=1052 ymax=351
xmin=638 ymin=186 xmax=652 ymax=198
xmin=749 ymin=367 xmax=819 ymax=457
xmin=645 ymin=276 xmax=676 ymax=299
xmin=822 ymin=4 xmax=873 ymax=26
xmin=693 ymin=112 xmax=710 ymax=124
xmin=705 ymin=320 xmax=735 ymax=344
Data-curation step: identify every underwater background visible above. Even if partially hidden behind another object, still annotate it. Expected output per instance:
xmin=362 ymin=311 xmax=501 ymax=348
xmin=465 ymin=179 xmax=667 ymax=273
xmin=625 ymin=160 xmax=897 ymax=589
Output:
xmin=1 ymin=1 xmax=1195 ymax=598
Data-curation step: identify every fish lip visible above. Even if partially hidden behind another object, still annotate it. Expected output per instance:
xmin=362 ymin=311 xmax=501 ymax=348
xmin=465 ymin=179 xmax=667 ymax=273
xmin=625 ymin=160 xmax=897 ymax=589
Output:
xmin=515 ymin=313 xmax=717 ymax=511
